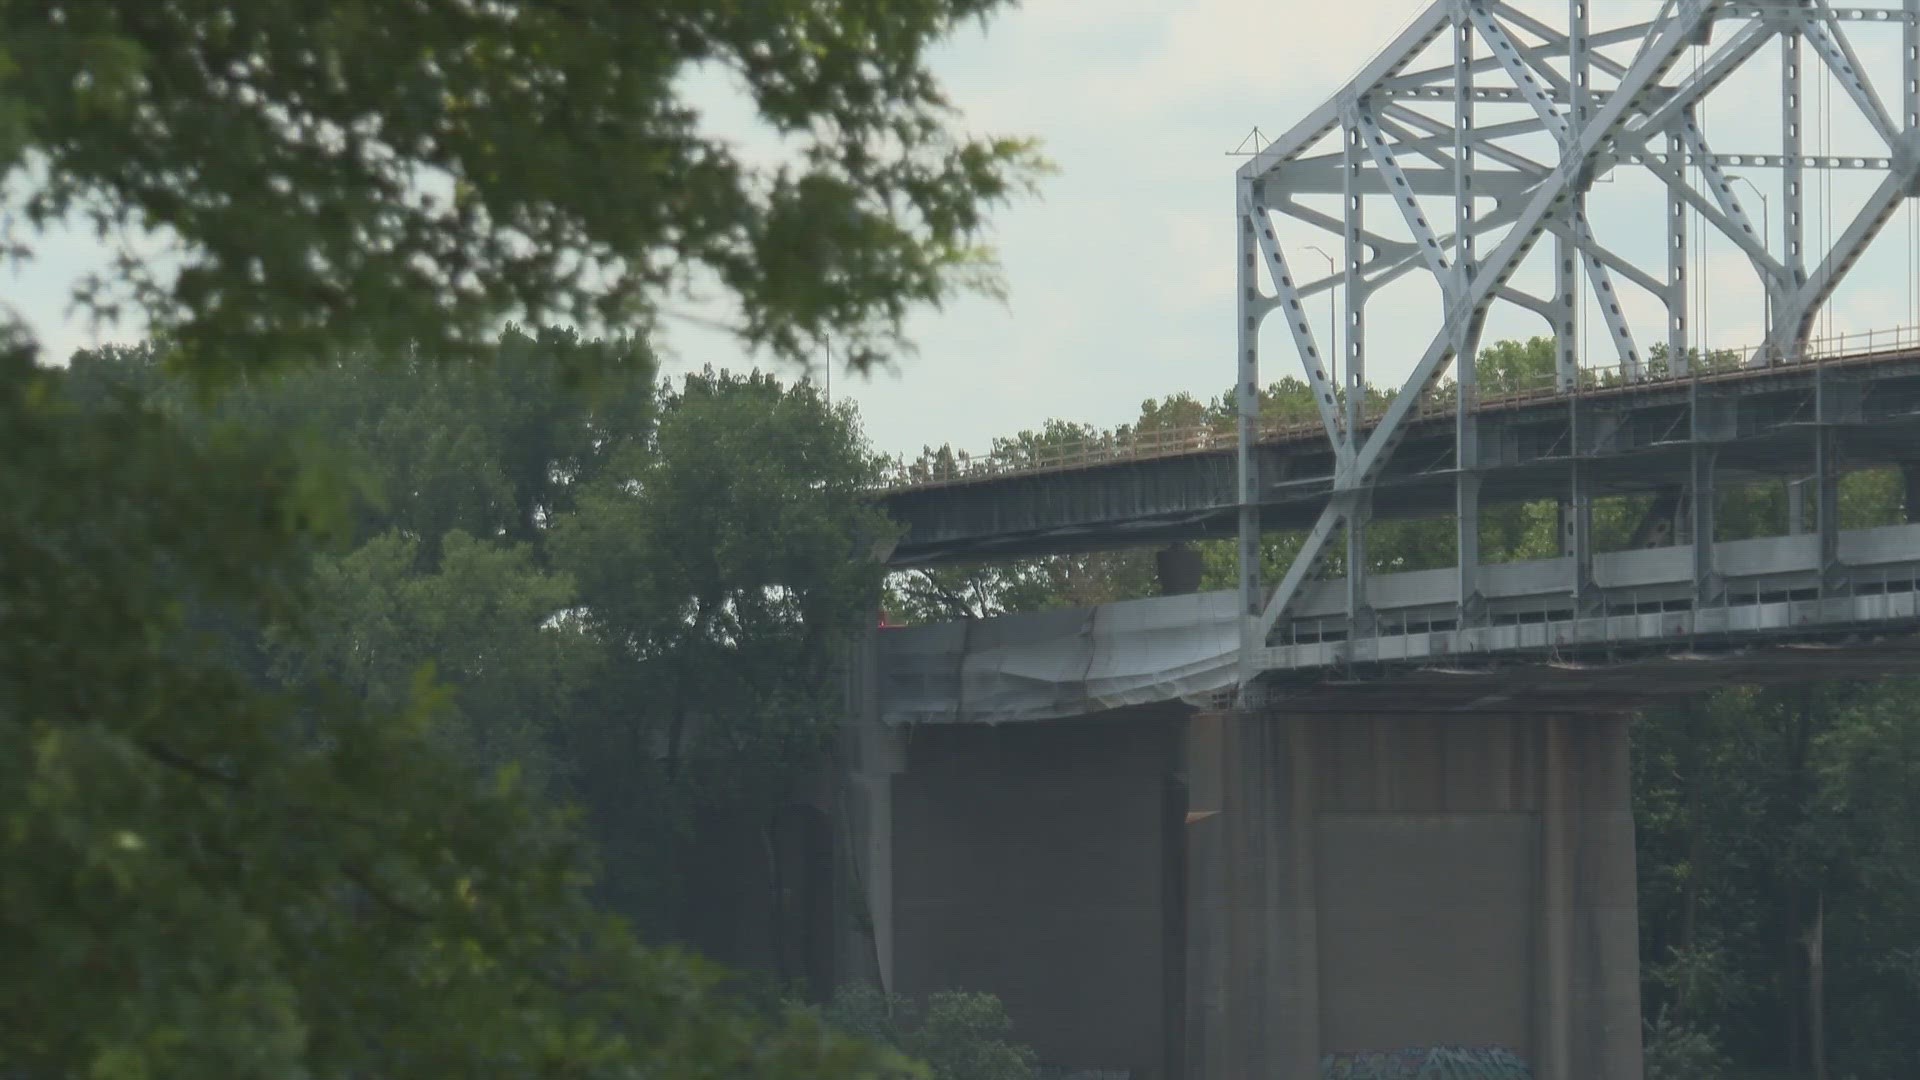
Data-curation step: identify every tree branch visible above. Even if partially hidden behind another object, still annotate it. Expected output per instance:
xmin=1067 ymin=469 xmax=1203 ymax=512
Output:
xmin=136 ymin=736 xmax=243 ymax=787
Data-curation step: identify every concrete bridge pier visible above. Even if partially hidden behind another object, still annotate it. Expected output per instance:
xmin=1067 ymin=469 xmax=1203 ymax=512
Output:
xmin=876 ymin=713 xmax=1190 ymax=1076
xmin=1186 ymin=709 xmax=1643 ymax=1080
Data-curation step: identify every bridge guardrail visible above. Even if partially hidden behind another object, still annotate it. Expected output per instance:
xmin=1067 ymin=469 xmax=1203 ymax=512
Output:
xmin=878 ymin=324 xmax=1920 ymax=492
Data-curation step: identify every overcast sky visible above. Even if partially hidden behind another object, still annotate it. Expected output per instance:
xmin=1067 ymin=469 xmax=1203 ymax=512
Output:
xmin=728 ymin=0 xmax=1920 ymax=457
xmin=15 ymin=0 xmax=1920 ymax=459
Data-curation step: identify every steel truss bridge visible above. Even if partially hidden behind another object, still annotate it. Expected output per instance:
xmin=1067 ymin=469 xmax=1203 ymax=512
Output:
xmin=882 ymin=0 xmax=1920 ymax=692
xmin=856 ymin=13 xmax=1920 ymax=1075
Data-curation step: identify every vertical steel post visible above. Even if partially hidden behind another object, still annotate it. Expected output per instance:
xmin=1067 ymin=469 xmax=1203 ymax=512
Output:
xmin=1560 ymin=0 xmax=1592 ymax=585
xmin=1906 ymin=0 xmax=1917 ymax=367
xmin=1815 ymin=360 xmax=1840 ymax=592
xmin=1554 ymin=239 xmax=1579 ymax=392
xmin=1236 ymin=180 xmax=1263 ymax=678
xmin=1570 ymin=0 xmax=1592 ymax=132
xmin=1345 ymin=494 xmax=1373 ymax=642
xmin=1568 ymin=458 xmax=1596 ymax=612
xmin=1551 ymin=0 xmax=1582 ymax=393
xmin=1345 ymin=121 xmax=1368 ymax=441
xmin=1907 ymin=0 xmax=1920 ymax=132
xmin=1557 ymin=0 xmax=1588 ymax=393
xmin=1668 ymin=124 xmax=1691 ymax=376
xmin=1783 ymin=24 xmax=1806 ymax=360
xmin=1690 ymin=387 xmax=1718 ymax=604
xmin=1453 ymin=18 xmax=1476 ymax=320
xmin=1344 ymin=116 xmax=1373 ymax=636
xmin=1455 ymin=13 xmax=1483 ymax=625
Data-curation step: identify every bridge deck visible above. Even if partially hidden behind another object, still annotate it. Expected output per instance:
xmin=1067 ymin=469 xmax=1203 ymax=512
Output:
xmin=878 ymin=341 xmax=1920 ymax=566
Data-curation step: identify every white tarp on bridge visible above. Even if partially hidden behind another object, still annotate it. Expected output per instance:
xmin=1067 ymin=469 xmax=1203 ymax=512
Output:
xmin=877 ymin=590 xmax=1240 ymax=726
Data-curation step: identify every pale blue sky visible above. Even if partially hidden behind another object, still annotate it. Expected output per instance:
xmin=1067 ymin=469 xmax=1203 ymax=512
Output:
xmin=14 ymin=0 xmax=1920 ymax=459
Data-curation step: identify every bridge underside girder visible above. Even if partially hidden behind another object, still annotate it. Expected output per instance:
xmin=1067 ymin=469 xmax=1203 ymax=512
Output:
xmin=881 ymin=351 xmax=1920 ymax=565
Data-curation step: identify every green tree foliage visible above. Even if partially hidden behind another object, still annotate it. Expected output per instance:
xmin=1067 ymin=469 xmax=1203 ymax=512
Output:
xmin=4 ymin=0 xmax=1039 ymax=1073
xmin=827 ymin=987 xmax=1039 ymax=1080
xmin=270 ymin=529 xmax=586 ymax=793
xmin=0 ymin=339 xmax=912 ymax=1079
xmin=89 ymin=332 xmax=893 ymax=943
xmin=888 ymin=415 xmax=1162 ymax=622
xmin=1636 ymin=677 xmax=1920 ymax=1078
xmin=551 ymin=369 xmax=893 ymax=926
xmin=0 ymin=0 xmax=1043 ymax=379
xmin=1642 ymin=1009 xmax=1732 ymax=1080
xmin=1473 ymin=336 xmax=1557 ymax=395
xmin=247 ymin=326 xmax=657 ymax=552
xmin=1319 ymin=1047 xmax=1532 ymax=1079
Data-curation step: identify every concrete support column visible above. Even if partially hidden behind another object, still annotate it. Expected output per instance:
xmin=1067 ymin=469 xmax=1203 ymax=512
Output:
xmin=1184 ymin=711 xmax=1229 ymax=1080
xmin=1188 ymin=706 xmax=1322 ymax=1077
xmin=1187 ymin=709 xmax=1643 ymax=1080
xmin=839 ymin=624 xmax=906 ymax=993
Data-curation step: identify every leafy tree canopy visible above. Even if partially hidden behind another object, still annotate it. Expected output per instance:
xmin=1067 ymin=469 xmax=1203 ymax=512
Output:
xmin=826 ymin=987 xmax=1038 ymax=1080
xmin=0 ymin=336 xmax=919 ymax=1079
xmin=0 ymin=0 xmax=1043 ymax=379
xmin=3 ymin=0 xmax=1042 ymax=1074
xmin=551 ymin=369 xmax=892 ymax=927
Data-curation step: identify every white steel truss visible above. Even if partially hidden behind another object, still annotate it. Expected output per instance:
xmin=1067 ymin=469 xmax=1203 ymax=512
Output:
xmin=1235 ymin=0 xmax=1920 ymax=679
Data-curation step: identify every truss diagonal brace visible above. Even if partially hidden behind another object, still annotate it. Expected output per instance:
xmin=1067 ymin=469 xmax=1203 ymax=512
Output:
xmin=1636 ymin=153 xmax=1790 ymax=284
xmin=1574 ymin=212 xmax=1644 ymax=380
xmin=1677 ymin=111 xmax=1762 ymax=244
xmin=1243 ymin=5 xmax=1453 ymax=176
xmin=1802 ymin=5 xmax=1900 ymax=147
xmin=1774 ymin=161 xmax=1920 ymax=353
xmin=1630 ymin=20 xmax=1776 ymax=145
xmin=1247 ymin=200 xmax=1352 ymax=456
xmin=1347 ymin=0 xmax=1722 ymax=490
xmin=1256 ymin=498 xmax=1350 ymax=640
xmin=1355 ymin=104 xmax=1455 ymax=288
xmin=1380 ymin=103 xmax=1553 ymax=175
xmin=1270 ymin=198 xmax=1416 ymax=267
xmin=1382 ymin=19 xmax=1651 ymax=90
xmin=1545 ymin=216 xmax=1666 ymax=298
xmin=1467 ymin=1 xmax=1575 ymax=146
xmin=1492 ymin=2 xmax=1631 ymax=79
xmin=1675 ymin=109 xmax=1790 ymax=300
xmin=1297 ymin=192 xmax=1536 ymax=302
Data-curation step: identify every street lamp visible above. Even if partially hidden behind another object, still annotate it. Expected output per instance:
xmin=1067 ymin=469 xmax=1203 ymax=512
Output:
xmin=1726 ymin=174 xmax=1772 ymax=349
xmin=1304 ymin=244 xmax=1339 ymax=397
